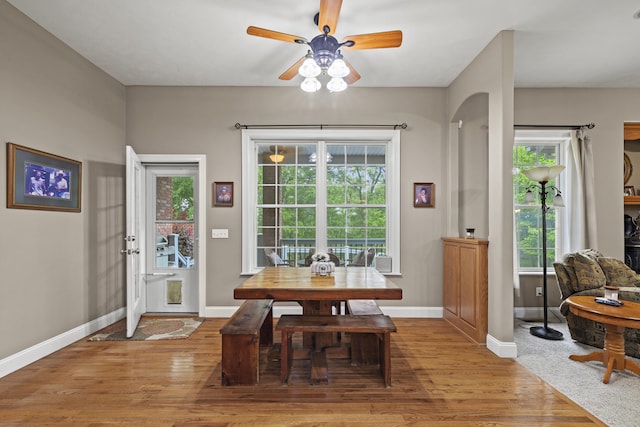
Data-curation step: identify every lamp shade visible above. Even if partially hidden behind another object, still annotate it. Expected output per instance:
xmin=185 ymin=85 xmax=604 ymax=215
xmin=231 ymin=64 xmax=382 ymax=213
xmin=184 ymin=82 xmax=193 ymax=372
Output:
xmin=552 ymin=194 xmax=565 ymax=207
xmin=269 ymin=153 xmax=284 ymax=163
xmin=524 ymin=191 xmax=535 ymax=203
xmin=522 ymin=165 xmax=565 ymax=182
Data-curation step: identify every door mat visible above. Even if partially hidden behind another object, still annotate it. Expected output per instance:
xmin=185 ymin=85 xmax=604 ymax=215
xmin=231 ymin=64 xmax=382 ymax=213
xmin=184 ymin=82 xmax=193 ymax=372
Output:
xmin=88 ymin=317 xmax=204 ymax=341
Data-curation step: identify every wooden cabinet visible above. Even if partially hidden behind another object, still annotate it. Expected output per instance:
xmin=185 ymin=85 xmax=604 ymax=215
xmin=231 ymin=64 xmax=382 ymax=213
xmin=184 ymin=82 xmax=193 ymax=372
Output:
xmin=442 ymin=237 xmax=489 ymax=344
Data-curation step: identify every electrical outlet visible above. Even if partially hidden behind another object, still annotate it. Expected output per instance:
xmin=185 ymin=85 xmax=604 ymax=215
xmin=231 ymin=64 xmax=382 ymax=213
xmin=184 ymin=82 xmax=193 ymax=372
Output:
xmin=211 ymin=228 xmax=229 ymax=239
xmin=535 ymin=287 xmax=543 ymax=297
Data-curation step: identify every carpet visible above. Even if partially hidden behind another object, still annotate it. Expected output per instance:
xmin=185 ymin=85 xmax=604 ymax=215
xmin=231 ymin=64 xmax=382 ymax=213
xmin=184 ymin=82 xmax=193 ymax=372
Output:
xmin=514 ymin=319 xmax=640 ymax=427
xmin=88 ymin=316 xmax=204 ymax=341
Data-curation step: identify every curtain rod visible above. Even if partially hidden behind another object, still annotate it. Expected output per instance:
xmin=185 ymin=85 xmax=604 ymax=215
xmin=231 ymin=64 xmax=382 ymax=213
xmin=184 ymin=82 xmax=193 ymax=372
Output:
xmin=514 ymin=122 xmax=595 ymax=130
xmin=234 ymin=122 xmax=408 ymax=130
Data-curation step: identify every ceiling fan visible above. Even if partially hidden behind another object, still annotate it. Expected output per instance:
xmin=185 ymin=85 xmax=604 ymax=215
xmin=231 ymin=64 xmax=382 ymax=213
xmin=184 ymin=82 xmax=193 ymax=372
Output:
xmin=246 ymin=0 xmax=403 ymax=92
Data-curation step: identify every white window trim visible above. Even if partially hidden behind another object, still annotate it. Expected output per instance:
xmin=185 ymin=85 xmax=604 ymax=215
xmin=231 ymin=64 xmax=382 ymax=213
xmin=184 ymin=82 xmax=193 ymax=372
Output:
xmin=241 ymin=128 xmax=401 ymax=275
xmin=514 ymin=132 xmax=568 ymax=273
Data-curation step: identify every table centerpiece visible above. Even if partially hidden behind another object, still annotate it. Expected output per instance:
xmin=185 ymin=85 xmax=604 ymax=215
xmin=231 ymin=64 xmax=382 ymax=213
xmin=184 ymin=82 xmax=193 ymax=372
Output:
xmin=310 ymin=252 xmax=336 ymax=282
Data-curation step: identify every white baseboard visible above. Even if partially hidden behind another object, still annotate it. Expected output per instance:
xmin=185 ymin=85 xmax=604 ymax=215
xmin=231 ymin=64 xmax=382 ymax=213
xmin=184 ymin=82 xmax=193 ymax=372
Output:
xmin=378 ymin=306 xmax=443 ymax=318
xmin=487 ymin=334 xmax=518 ymax=358
xmin=204 ymin=305 xmax=304 ymax=318
xmin=514 ymin=306 xmax=563 ymax=322
xmin=0 ymin=307 xmax=125 ymax=379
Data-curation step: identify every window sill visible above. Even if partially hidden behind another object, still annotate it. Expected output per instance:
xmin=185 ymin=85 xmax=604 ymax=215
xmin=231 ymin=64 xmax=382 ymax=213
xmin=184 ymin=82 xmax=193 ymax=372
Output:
xmin=518 ymin=271 xmax=556 ymax=276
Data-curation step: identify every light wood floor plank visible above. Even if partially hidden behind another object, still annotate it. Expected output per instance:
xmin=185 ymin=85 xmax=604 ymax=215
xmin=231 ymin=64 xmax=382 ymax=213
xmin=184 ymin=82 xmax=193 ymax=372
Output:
xmin=0 ymin=318 xmax=604 ymax=426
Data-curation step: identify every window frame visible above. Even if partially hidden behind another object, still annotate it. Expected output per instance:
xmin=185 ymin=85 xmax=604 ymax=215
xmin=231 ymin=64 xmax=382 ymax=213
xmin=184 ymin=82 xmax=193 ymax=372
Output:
xmin=514 ymin=130 xmax=569 ymax=273
xmin=241 ymin=128 xmax=401 ymax=275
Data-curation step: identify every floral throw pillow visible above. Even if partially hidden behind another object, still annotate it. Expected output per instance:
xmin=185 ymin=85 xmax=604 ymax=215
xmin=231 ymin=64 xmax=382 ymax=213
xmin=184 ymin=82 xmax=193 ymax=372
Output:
xmin=597 ymin=257 xmax=640 ymax=287
xmin=573 ymin=252 xmax=607 ymax=291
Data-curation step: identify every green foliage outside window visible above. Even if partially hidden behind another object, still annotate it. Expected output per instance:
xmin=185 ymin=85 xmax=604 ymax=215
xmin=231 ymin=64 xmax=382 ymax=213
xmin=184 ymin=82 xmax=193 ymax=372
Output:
xmin=257 ymin=143 xmax=388 ymax=262
xmin=171 ymin=176 xmax=194 ymax=220
xmin=514 ymin=144 xmax=560 ymax=269
xmin=167 ymin=176 xmax=194 ymax=259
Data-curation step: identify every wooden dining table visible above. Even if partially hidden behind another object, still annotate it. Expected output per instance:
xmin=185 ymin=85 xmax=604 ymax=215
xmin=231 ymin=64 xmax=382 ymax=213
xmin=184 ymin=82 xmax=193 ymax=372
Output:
xmin=235 ymin=266 xmax=402 ymax=348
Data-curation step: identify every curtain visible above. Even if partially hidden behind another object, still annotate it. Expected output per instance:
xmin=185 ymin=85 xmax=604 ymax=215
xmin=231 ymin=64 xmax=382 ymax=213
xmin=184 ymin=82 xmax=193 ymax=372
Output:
xmin=562 ymin=127 xmax=597 ymax=253
xmin=513 ymin=214 xmax=521 ymax=296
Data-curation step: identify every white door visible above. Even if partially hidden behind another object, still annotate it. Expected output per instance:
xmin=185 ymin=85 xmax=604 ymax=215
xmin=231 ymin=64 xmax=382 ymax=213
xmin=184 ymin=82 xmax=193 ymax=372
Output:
xmin=145 ymin=166 xmax=198 ymax=313
xmin=125 ymin=146 xmax=146 ymax=337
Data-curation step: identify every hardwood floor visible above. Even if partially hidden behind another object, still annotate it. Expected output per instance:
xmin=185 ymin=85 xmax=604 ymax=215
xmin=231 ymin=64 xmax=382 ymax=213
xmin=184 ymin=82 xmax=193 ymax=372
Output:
xmin=0 ymin=318 xmax=604 ymax=426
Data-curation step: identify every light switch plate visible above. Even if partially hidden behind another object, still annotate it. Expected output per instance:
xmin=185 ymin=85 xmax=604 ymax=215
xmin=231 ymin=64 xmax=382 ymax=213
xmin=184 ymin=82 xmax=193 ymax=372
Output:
xmin=211 ymin=228 xmax=229 ymax=239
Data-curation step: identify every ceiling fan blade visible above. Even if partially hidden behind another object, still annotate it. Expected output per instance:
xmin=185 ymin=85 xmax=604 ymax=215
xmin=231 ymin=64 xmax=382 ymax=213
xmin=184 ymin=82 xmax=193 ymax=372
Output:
xmin=279 ymin=56 xmax=307 ymax=80
xmin=344 ymin=60 xmax=361 ymax=85
xmin=247 ymin=26 xmax=307 ymax=44
xmin=318 ymin=0 xmax=342 ymax=35
xmin=342 ymin=30 xmax=403 ymax=50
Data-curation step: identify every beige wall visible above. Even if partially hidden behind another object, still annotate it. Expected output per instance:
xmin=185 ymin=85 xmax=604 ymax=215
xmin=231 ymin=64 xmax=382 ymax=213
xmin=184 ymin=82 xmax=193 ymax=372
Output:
xmin=125 ymin=86 xmax=449 ymax=307
xmin=0 ymin=1 xmax=126 ymax=359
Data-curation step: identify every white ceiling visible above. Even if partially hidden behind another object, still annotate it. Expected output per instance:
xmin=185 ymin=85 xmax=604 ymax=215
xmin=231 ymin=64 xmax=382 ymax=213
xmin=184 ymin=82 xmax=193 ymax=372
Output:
xmin=7 ymin=0 xmax=640 ymax=88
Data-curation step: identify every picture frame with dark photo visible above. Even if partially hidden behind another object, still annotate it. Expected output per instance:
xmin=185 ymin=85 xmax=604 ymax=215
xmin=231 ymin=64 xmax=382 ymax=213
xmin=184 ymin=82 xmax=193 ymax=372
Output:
xmin=414 ymin=182 xmax=435 ymax=207
xmin=213 ymin=181 xmax=233 ymax=207
xmin=7 ymin=142 xmax=82 ymax=212
xmin=624 ymin=185 xmax=636 ymax=196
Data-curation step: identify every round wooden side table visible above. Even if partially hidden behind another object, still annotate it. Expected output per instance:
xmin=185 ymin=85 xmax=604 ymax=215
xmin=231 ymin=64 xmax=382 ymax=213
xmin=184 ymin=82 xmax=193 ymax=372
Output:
xmin=566 ymin=295 xmax=640 ymax=384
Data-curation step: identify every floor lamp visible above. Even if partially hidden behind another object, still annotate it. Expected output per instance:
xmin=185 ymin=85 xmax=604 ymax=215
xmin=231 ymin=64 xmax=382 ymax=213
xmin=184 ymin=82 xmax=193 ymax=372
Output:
xmin=523 ymin=165 xmax=565 ymax=341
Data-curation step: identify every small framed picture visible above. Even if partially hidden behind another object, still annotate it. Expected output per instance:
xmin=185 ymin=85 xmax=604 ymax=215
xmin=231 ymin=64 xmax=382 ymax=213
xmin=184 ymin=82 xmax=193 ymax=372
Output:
xmin=624 ymin=185 xmax=636 ymax=196
xmin=213 ymin=181 xmax=233 ymax=207
xmin=414 ymin=182 xmax=435 ymax=207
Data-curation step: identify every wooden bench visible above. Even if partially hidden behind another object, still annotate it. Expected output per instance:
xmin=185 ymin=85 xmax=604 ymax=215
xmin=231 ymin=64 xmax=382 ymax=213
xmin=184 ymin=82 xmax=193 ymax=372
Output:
xmin=347 ymin=299 xmax=384 ymax=316
xmin=346 ymin=300 xmax=384 ymax=365
xmin=219 ymin=299 xmax=274 ymax=386
xmin=275 ymin=314 xmax=397 ymax=387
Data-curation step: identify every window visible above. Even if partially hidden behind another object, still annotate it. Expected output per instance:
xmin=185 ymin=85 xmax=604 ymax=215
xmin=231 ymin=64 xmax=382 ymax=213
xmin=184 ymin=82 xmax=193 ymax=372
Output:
xmin=513 ymin=130 xmax=570 ymax=271
xmin=153 ymin=174 xmax=195 ymax=269
xmin=242 ymin=129 xmax=400 ymax=274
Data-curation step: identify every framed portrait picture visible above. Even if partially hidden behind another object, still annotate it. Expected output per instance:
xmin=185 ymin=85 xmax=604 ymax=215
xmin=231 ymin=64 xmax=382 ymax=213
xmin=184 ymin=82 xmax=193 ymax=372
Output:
xmin=624 ymin=185 xmax=636 ymax=196
xmin=414 ymin=182 xmax=435 ymax=207
xmin=7 ymin=142 xmax=82 ymax=212
xmin=213 ymin=181 xmax=233 ymax=207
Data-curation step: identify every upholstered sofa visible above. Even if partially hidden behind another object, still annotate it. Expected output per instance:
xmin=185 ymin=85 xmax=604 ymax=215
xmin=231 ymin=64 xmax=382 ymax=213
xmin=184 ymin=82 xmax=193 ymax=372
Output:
xmin=553 ymin=249 xmax=640 ymax=358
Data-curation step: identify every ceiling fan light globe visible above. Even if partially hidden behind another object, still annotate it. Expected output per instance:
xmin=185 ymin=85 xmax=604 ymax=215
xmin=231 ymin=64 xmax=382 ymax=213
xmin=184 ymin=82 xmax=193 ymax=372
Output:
xmin=326 ymin=77 xmax=347 ymax=92
xmin=299 ymin=57 xmax=321 ymax=78
xmin=300 ymin=77 xmax=321 ymax=92
xmin=328 ymin=58 xmax=350 ymax=78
